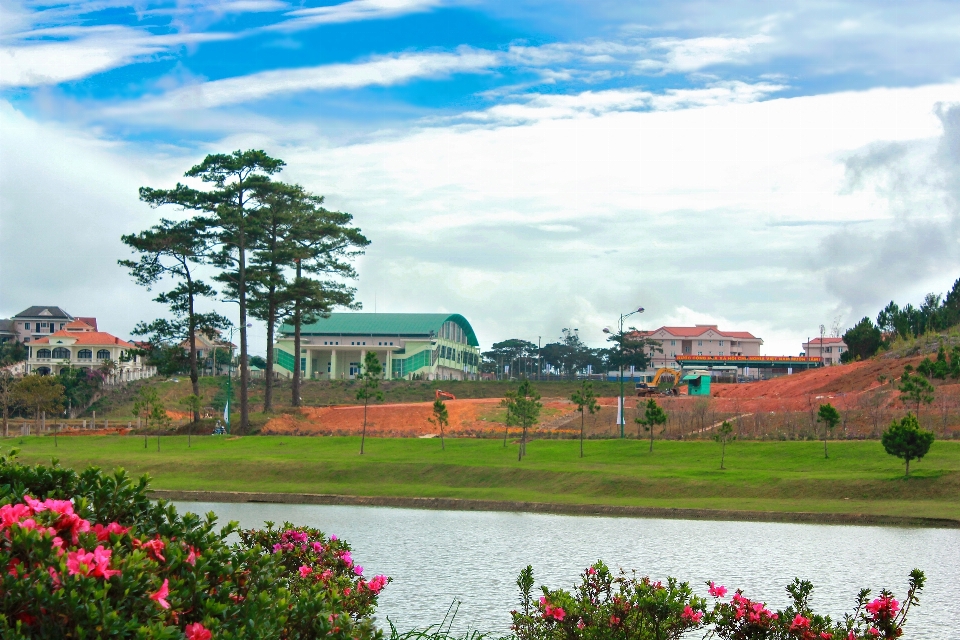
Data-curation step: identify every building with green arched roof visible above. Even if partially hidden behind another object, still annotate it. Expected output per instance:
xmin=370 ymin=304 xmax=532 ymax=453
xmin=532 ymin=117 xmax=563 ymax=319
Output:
xmin=273 ymin=313 xmax=480 ymax=381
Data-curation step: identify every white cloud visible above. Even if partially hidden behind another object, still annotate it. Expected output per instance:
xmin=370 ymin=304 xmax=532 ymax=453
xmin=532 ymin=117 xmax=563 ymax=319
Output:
xmin=270 ymin=0 xmax=444 ymax=31
xmin=0 ymin=26 xmax=233 ymax=87
xmin=106 ymin=48 xmax=498 ymax=113
xmin=639 ymin=34 xmax=772 ymax=73
xmin=5 ymin=83 xmax=960 ymax=354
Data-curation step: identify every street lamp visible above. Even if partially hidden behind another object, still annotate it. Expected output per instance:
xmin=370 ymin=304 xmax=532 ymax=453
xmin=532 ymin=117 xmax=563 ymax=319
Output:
xmin=603 ymin=306 xmax=645 ymax=438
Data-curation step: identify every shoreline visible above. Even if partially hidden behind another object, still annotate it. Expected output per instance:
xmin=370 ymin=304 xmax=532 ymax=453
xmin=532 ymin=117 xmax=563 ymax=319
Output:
xmin=148 ymin=490 xmax=960 ymax=529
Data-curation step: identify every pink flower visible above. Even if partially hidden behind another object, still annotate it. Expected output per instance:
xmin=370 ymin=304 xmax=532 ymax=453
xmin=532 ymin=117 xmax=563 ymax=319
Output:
xmin=298 ymin=565 xmax=313 ymax=578
xmin=186 ymin=546 xmax=198 ymax=566
xmin=577 ymin=618 xmax=586 ymax=630
xmin=312 ymin=541 xmax=324 ymax=553
xmin=93 ymin=522 xmax=129 ymax=542
xmin=185 ymin=623 xmax=211 ymax=640
xmin=865 ymin=596 xmax=899 ymax=619
xmin=367 ymin=574 xmax=388 ymax=594
xmin=790 ymin=614 xmax=811 ymax=631
xmin=681 ymin=605 xmax=704 ymax=624
xmin=150 ymin=579 xmax=171 ymax=609
xmin=344 ymin=587 xmax=352 ymax=596
xmin=868 ymin=628 xmax=880 ymax=637
xmin=587 ymin=567 xmax=597 ymax=575
xmin=0 ymin=503 xmax=33 ymax=528
xmin=337 ymin=550 xmax=353 ymax=566
xmin=820 ymin=633 xmax=833 ymax=639
xmin=708 ymin=581 xmax=727 ymax=598
xmin=330 ymin=535 xmax=338 ymax=541
xmin=354 ymin=565 xmax=364 ymax=576
xmin=136 ymin=537 xmax=166 ymax=563
xmin=47 ymin=566 xmax=61 ymax=588
xmin=66 ymin=549 xmax=96 ymax=576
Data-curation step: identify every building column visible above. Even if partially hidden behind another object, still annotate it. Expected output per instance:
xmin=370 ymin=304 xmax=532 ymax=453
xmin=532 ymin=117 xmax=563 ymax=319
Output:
xmin=385 ymin=350 xmax=392 ymax=379
xmin=360 ymin=350 xmax=366 ymax=378
xmin=330 ymin=349 xmax=337 ymax=381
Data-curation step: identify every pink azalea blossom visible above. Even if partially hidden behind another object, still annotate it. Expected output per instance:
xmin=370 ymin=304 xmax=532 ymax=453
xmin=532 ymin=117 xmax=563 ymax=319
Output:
xmin=93 ymin=522 xmax=129 ymax=542
xmin=681 ymin=605 xmax=704 ymax=624
xmin=312 ymin=541 xmax=324 ymax=553
xmin=185 ymin=623 xmax=212 ymax=640
xmin=354 ymin=565 xmax=364 ymax=576
xmin=790 ymin=614 xmax=811 ymax=631
xmin=337 ymin=550 xmax=353 ymax=566
xmin=298 ymin=565 xmax=313 ymax=578
xmin=186 ymin=546 xmax=198 ymax=566
xmin=708 ymin=581 xmax=727 ymax=598
xmin=150 ymin=579 xmax=171 ymax=609
xmin=367 ymin=575 xmax=388 ymax=594
xmin=0 ymin=503 xmax=33 ymax=528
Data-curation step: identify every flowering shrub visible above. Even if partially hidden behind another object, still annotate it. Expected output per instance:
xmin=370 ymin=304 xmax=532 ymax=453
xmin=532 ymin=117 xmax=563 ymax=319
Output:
xmin=511 ymin=563 xmax=924 ymax=640
xmin=0 ymin=449 xmax=388 ymax=638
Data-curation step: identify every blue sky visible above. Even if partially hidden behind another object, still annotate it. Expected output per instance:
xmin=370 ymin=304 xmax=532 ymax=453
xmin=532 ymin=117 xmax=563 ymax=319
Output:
xmin=2 ymin=0 xmax=960 ymax=354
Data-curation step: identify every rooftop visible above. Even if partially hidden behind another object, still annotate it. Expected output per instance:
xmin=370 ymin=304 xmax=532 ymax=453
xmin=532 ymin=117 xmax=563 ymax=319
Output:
xmin=281 ymin=313 xmax=479 ymax=347
xmin=13 ymin=306 xmax=73 ymax=320
xmin=805 ymin=337 xmax=846 ymax=345
xmin=637 ymin=325 xmax=760 ymax=340
xmin=33 ymin=330 xmax=133 ymax=348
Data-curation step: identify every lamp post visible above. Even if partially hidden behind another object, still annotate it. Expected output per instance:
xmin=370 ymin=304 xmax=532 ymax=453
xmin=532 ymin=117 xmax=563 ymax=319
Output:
xmin=604 ymin=306 xmax=645 ymax=439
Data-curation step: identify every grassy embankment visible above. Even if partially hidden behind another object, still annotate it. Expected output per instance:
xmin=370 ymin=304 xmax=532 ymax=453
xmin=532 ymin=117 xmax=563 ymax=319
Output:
xmin=7 ymin=436 xmax=960 ymax=521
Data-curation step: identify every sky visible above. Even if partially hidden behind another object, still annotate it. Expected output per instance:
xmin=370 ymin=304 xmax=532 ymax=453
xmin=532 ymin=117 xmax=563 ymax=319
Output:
xmin=2 ymin=0 xmax=960 ymax=356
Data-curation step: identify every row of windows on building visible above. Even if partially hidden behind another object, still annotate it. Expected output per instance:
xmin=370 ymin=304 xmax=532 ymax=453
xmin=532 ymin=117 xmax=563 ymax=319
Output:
xmin=668 ymin=351 xmax=728 ymax=357
xmin=20 ymin=322 xmax=66 ymax=332
xmin=35 ymin=348 xmax=112 ymax=360
xmin=667 ymin=339 xmax=730 ymax=347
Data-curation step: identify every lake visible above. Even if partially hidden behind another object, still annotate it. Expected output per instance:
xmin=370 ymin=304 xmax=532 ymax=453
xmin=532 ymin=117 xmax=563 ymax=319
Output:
xmin=173 ymin=502 xmax=959 ymax=638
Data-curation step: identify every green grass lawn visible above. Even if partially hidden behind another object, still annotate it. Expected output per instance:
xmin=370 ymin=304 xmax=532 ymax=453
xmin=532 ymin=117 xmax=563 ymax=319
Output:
xmin=5 ymin=436 xmax=959 ymax=521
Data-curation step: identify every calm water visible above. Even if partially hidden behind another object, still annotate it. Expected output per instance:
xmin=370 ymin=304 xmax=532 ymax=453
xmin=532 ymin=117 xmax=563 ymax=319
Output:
xmin=173 ymin=502 xmax=959 ymax=638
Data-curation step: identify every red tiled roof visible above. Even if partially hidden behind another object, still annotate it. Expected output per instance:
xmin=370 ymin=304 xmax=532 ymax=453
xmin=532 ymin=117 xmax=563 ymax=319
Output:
xmin=76 ymin=317 xmax=98 ymax=330
xmin=64 ymin=320 xmax=95 ymax=332
xmin=634 ymin=325 xmax=759 ymax=340
xmin=806 ymin=337 xmax=845 ymax=345
xmin=33 ymin=330 xmax=133 ymax=348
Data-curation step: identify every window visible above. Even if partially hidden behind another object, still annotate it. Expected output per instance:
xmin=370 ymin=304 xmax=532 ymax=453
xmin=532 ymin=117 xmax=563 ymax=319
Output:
xmin=719 ymin=351 xmax=724 ymax=356
xmin=301 ymin=357 xmax=306 ymax=371
xmin=197 ymin=350 xmax=203 ymax=358
xmin=52 ymin=347 xmax=70 ymax=359
xmin=697 ymin=340 xmax=702 ymax=346
xmin=825 ymin=347 xmax=832 ymax=353
xmin=24 ymin=322 xmax=30 ymax=330
xmin=390 ymin=342 xmax=394 ymax=346
xmin=37 ymin=349 xmax=51 ymax=358
xmin=670 ymin=340 xmax=676 ymax=346
xmin=719 ymin=340 xmax=724 ymax=346
xmin=97 ymin=349 xmax=110 ymax=360
xmin=78 ymin=349 xmax=92 ymax=359
xmin=698 ymin=351 xmax=702 ymax=356
xmin=60 ymin=323 xmax=65 ymax=329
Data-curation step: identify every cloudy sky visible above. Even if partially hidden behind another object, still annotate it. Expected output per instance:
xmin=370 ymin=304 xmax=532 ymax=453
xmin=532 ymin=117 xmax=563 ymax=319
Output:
xmin=2 ymin=0 xmax=960 ymax=355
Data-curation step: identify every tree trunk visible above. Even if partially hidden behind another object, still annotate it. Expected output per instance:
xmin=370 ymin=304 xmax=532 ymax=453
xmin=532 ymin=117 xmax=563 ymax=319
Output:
xmin=721 ymin=440 xmax=726 ymax=469
xmin=187 ymin=271 xmax=200 ymax=424
xmin=503 ymin=423 xmax=508 ymax=447
xmin=823 ymin=432 xmax=829 ymax=458
xmin=905 ymin=458 xmax=910 ymax=476
xmin=264 ymin=294 xmax=276 ymax=412
xmin=649 ymin=422 xmax=654 ymax=452
xmin=580 ymin=411 xmax=584 ymax=458
xmin=238 ymin=217 xmax=249 ymax=434
xmin=292 ymin=263 xmax=302 ymax=407
xmin=440 ymin=422 xmax=445 ymax=450
xmin=360 ymin=397 xmax=367 ymax=454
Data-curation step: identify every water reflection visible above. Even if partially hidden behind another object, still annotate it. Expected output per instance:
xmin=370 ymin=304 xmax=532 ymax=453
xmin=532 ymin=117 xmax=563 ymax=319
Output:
xmin=173 ymin=502 xmax=959 ymax=638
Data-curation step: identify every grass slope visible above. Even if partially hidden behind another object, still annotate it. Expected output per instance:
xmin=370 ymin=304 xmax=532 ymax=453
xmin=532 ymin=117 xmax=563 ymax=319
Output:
xmin=6 ymin=437 xmax=959 ymax=521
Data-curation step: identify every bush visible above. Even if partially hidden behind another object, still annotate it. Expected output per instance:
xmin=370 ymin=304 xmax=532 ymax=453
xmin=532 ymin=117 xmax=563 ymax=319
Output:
xmin=511 ymin=562 xmax=924 ymax=640
xmin=0 ymin=449 xmax=387 ymax=638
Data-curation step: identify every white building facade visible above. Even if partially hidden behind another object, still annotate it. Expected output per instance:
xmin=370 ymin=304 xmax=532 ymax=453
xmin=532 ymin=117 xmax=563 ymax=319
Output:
xmin=638 ymin=325 xmax=764 ymax=369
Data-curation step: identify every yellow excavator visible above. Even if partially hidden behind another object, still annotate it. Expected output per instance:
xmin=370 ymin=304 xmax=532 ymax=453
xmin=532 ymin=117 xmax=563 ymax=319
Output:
xmin=636 ymin=368 xmax=682 ymax=396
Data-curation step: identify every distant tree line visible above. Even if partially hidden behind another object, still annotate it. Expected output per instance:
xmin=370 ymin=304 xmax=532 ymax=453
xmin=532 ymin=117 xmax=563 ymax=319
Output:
xmin=481 ymin=328 xmax=661 ymax=379
xmin=841 ymin=277 xmax=960 ymax=362
xmin=121 ymin=150 xmax=369 ymax=432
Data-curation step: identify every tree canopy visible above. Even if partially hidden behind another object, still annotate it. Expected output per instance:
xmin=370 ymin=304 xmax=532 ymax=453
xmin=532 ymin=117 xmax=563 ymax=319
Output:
xmin=881 ymin=413 xmax=934 ymax=476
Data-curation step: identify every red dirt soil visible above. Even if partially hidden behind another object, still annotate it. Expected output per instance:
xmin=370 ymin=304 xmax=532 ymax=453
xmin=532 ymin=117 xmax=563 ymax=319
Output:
xmin=262 ymin=353 xmax=958 ymax=437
